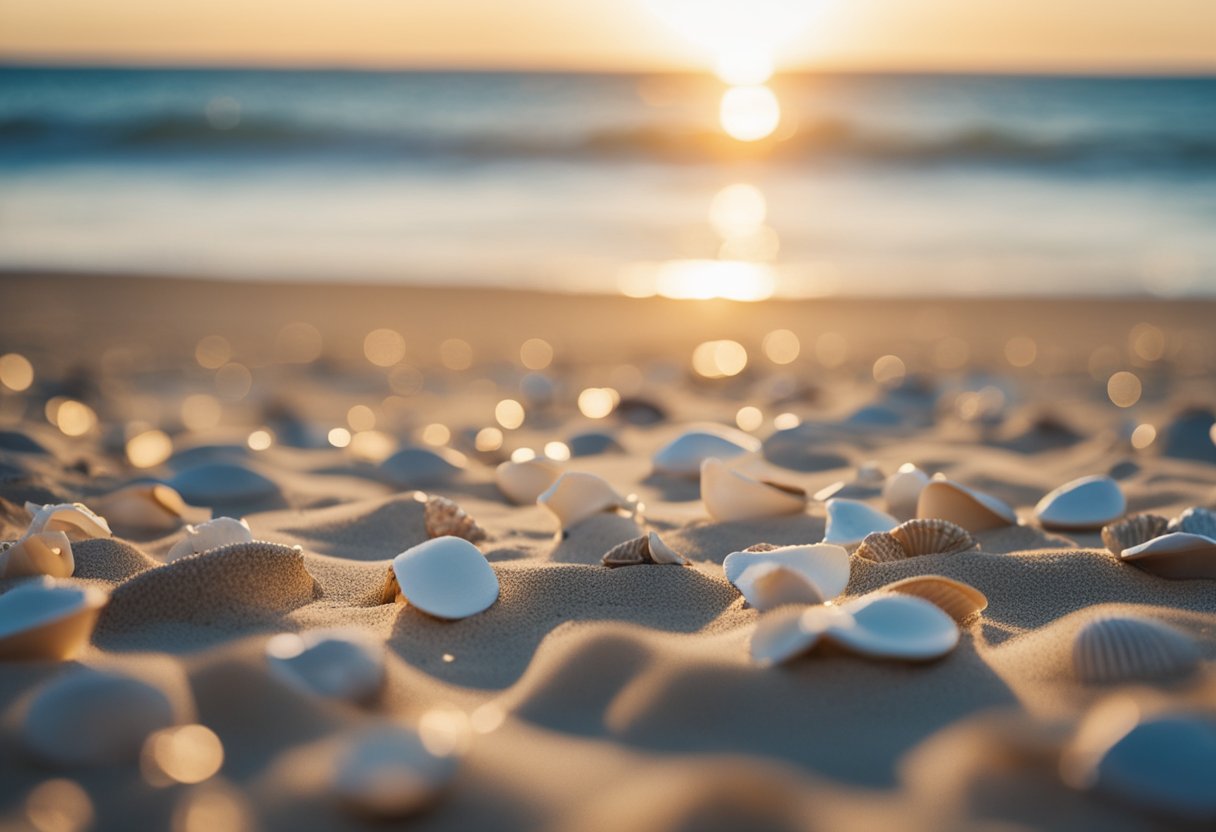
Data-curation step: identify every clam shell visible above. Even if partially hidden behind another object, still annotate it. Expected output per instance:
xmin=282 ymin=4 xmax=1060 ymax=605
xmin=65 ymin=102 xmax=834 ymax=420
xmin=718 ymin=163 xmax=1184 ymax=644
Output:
xmin=880 ymin=575 xmax=988 ymax=623
xmin=853 ymin=532 xmax=907 ymax=563
xmin=332 ymin=726 xmax=458 ymax=818
xmin=883 ymin=463 xmax=930 ymax=517
xmin=1034 ymin=475 xmax=1126 ymax=531
xmin=0 ymin=531 xmax=74 ymax=578
xmin=1072 ymin=615 xmax=1199 ymax=684
xmin=266 ymin=628 xmax=386 ymax=704
xmin=537 ymin=472 xmax=632 ymax=530
xmin=1101 ymin=513 xmax=1168 ymax=556
xmin=822 ymin=499 xmax=898 ymax=547
xmin=602 ymin=532 xmax=687 ymax=567
xmin=494 ymin=458 xmax=561 ymax=505
xmin=734 ymin=562 xmax=827 ymax=611
xmin=0 ymin=578 xmax=108 ymax=661
xmin=891 ymin=518 xmax=976 ymax=557
xmin=1169 ymin=506 xmax=1216 ymax=539
xmin=24 ymin=502 xmax=112 ymax=539
xmin=916 ymin=476 xmax=1016 ymax=532
xmin=652 ymin=426 xmax=760 ymax=478
xmin=1119 ymin=533 xmax=1216 ymax=580
xmin=723 ymin=543 xmax=849 ymax=602
xmin=166 ymin=516 xmax=253 ymax=562
xmin=700 ymin=458 xmax=805 ymax=523
xmin=87 ymin=484 xmax=206 ymax=532
xmin=424 ymin=495 xmax=487 ymax=544
xmin=385 ymin=536 xmax=499 ymax=620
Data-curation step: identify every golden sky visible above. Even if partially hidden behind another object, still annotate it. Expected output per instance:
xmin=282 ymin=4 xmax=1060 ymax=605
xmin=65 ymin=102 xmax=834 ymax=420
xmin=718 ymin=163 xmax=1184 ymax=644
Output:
xmin=2 ymin=0 xmax=1214 ymax=72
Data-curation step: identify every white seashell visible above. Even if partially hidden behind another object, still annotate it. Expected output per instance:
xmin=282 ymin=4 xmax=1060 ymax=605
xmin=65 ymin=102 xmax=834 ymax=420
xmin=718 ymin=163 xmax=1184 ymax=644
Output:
xmin=165 ymin=516 xmax=253 ymax=562
xmin=1034 ymin=475 xmax=1126 ymax=531
xmin=423 ymin=496 xmax=486 ymax=543
xmin=21 ymin=668 xmax=178 ymax=766
xmin=723 ymin=543 xmax=849 ymax=602
xmin=0 ymin=531 xmax=74 ymax=578
xmin=384 ymin=536 xmax=499 ymax=619
xmin=1119 ymin=533 xmax=1216 ymax=580
xmin=0 ymin=577 xmax=108 ymax=661
xmin=332 ymin=726 xmax=458 ymax=818
xmin=266 ymin=628 xmax=386 ymax=704
xmin=734 ymin=562 xmax=828 ymax=610
xmin=87 ymin=483 xmax=207 ymax=532
xmin=494 ymin=458 xmax=561 ymax=505
xmin=1072 ymin=615 xmax=1199 ymax=684
xmin=750 ymin=605 xmax=839 ymax=665
xmin=916 ymin=476 xmax=1017 ymax=532
xmin=651 ymin=426 xmax=760 ymax=477
xmin=880 ymin=575 xmax=988 ymax=623
xmin=601 ymin=532 xmax=687 ymax=567
xmin=537 ymin=472 xmax=632 ymax=530
xmin=24 ymin=502 xmax=112 ymax=539
xmin=1170 ymin=506 xmax=1216 ymax=539
xmin=883 ymin=463 xmax=930 ymax=517
xmin=822 ymin=499 xmax=898 ymax=546
xmin=1102 ymin=513 xmax=1169 ymax=556
xmin=700 ymin=458 xmax=805 ymax=523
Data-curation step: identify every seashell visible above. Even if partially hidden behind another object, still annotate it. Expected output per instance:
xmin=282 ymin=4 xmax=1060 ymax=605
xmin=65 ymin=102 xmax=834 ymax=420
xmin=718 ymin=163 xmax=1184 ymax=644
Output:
xmin=21 ymin=668 xmax=178 ymax=766
xmin=495 ymin=458 xmax=561 ymax=505
xmin=24 ymin=502 xmax=112 ymax=540
xmin=700 ymin=458 xmax=805 ymax=523
xmin=855 ymin=518 xmax=976 ymax=562
xmin=743 ymin=542 xmax=780 ymax=553
xmin=822 ymin=499 xmax=898 ymax=547
xmin=883 ymin=463 xmax=930 ymax=517
xmin=1169 ymin=506 xmax=1216 ymax=539
xmin=601 ymin=532 xmax=687 ymax=567
xmin=1072 ymin=615 xmax=1199 ymax=684
xmin=266 ymin=628 xmax=386 ymax=704
xmin=1101 ymin=513 xmax=1169 ymax=556
xmin=380 ymin=446 xmax=467 ymax=489
xmin=332 ymin=725 xmax=458 ymax=818
xmin=651 ymin=426 xmax=760 ymax=478
xmin=537 ymin=472 xmax=633 ymax=531
xmin=87 ymin=483 xmax=207 ymax=532
xmin=382 ymin=536 xmax=499 ymax=619
xmin=168 ymin=463 xmax=280 ymax=504
xmin=1118 ymin=533 xmax=1216 ymax=580
xmin=423 ymin=495 xmax=487 ymax=543
xmin=723 ymin=543 xmax=849 ymax=601
xmin=853 ymin=532 xmax=907 ymax=563
xmin=880 ymin=575 xmax=988 ymax=623
xmin=0 ymin=531 xmax=74 ymax=578
xmin=734 ymin=562 xmax=828 ymax=610
xmin=1034 ymin=475 xmax=1126 ymax=531
xmin=566 ymin=431 xmax=625 ymax=457
xmin=750 ymin=605 xmax=827 ymax=666
xmin=0 ymin=577 xmax=108 ymax=661
xmin=165 ymin=516 xmax=253 ymax=562
xmin=916 ymin=475 xmax=1017 ymax=532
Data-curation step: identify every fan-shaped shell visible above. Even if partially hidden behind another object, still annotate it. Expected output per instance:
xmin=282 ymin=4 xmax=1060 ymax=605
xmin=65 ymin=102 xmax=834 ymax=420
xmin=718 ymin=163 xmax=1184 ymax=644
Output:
xmin=424 ymin=495 xmax=487 ymax=543
xmin=854 ymin=532 xmax=907 ymax=563
xmin=1072 ymin=615 xmax=1199 ymax=684
xmin=892 ymin=518 xmax=977 ymax=557
xmin=602 ymin=532 xmax=686 ymax=567
xmin=1170 ymin=506 xmax=1216 ymax=539
xmin=1101 ymin=513 xmax=1169 ymax=556
xmin=916 ymin=476 xmax=1016 ymax=532
xmin=700 ymin=458 xmax=805 ymax=523
xmin=822 ymin=499 xmax=898 ymax=547
xmin=880 ymin=575 xmax=988 ymax=623
xmin=0 ymin=531 xmax=74 ymax=578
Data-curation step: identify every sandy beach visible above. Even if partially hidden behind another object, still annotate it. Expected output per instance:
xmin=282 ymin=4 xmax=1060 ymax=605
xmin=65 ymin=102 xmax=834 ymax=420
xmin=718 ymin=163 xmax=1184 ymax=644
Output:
xmin=1 ymin=273 xmax=1214 ymax=831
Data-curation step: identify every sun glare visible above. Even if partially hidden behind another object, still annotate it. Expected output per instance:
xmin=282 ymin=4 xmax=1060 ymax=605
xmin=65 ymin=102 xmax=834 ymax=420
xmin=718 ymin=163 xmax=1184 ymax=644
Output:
xmin=719 ymin=86 xmax=780 ymax=141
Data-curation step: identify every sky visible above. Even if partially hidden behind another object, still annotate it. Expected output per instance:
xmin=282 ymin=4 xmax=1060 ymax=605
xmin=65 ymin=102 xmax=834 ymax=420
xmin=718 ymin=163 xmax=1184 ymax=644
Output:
xmin=2 ymin=0 xmax=1215 ymax=73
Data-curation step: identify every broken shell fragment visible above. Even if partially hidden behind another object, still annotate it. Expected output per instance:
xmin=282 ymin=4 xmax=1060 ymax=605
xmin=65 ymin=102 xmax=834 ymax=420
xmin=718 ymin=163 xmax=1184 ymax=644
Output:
xmin=916 ymin=476 xmax=1017 ymax=532
xmin=423 ymin=495 xmax=487 ymax=544
xmin=1101 ymin=513 xmax=1169 ymax=556
xmin=0 ymin=577 xmax=108 ymax=661
xmin=332 ymin=725 xmax=458 ymax=818
xmin=734 ymin=562 xmax=828 ymax=610
xmin=723 ymin=543 xmax=849 ymax=604
xmin=601 ymin=532 xmax=688 ymax=567
xmin=494 ymin=458 xmax=561 ymax=505
xmin=383 ymin=536 xmax=499 ymax=619
xmin=1118 ymin=533 xmax=1216 ymax=580
xmin=1072 ymin=614 xmax=1199 ymax=684
xmin=24 ymin=502 xmax=112 ymax=540
xmin=87 ymin=484 xmax=207 ymax=532
xmin=651 ymin=426 xmax=760 ymax=478
xmin=855 ymin=518 xmax=976 ymax=562
xmin=700 ymin=458 xmax=805 ymax=523
xmin=883 ymin=463 xmax=930 ymax=517
xmin=0 ymin=531 xmax=74 ymax=578
xmin=880 ymin=575 xmax=988 ymax=623
xmin=537 ymin=472 xmax=633 ymax=531
xmin=822 ymin=499 xmax=898 ymax=547
xmin=1034 ymin=475 xmax=1126 ymax=531
xmin=266 ymin=628 xmax=387 ymax=704
xmin=165 ymin=516 xmax=254 ymax=562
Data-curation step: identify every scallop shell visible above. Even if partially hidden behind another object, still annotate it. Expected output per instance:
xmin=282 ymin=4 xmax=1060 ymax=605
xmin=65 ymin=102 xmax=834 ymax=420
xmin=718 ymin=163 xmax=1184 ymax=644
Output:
xmin=494 ymin=458 xmax=561 ymax=505
xmin=165 ymin=516 xmax=254 ymax=562
xmin=853 ymin=532 xmax=908 ymax=563
xmin=332 ymin=726 xmax=458 ymax=818
xmin=700 ymin=458 xmax=806 ymax=523
xmin=880 ymin=575 xmax=988 ymax=623
xmin=1072 ymin=615 xmax=1199 ymax=684
xmin=266 ymin=628 xmax=386 ymax=704
xmin=537 ymin=472 xmax=633 ymax=530
xmin=424 ymin=495 xmax=487 ymax=543
xmin=652 ymin=426 xmax=760 ymax=478
xmin=734 ymin=562 xmax=827 ymax=610
xmin=24 ymin=502 xmax=112 ymax=539
xmin=822 ymin=499 xmax=898 ymax=547
xmin=1169 ymin=506 xmax=1216 ymax=539
xmin=1034 ymin=475 xmax=1127 ymax=531
xmin=892 ymin=518 xmax=977 ymax=557
xmin=916 ymin=476 xmax=1016 ymax=532
xmin=1101 ymin=513 xmax=1169 ymax=556
xmin=87 ymin=483 xmax=206 ymax=532
xmin=723 ymin=543 xmax=849 ymax=602
xmin=883 ymin=463 xmax=930 ymax=517
xmin=1119 ymin=533 xmax=1216 ymax=580
xmin=0 ymin=531 xmax=74 ymax=578
xmin=601 ymin=532 xmax=687 ymax=567
xmin=383 ymin=536 xmax=499 ymax=619
xmin=0 ymin=577 xmax=108 ymax=661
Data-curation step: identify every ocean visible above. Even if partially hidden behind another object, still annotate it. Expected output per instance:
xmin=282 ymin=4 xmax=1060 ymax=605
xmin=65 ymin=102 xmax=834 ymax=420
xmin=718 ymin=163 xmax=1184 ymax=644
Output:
xmin=1 ymin=66 xmax=1214 ymax=297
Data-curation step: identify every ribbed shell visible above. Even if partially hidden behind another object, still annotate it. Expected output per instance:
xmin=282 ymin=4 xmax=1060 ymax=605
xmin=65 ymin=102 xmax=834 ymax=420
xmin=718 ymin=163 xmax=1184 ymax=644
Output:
xmin=1101 ymin=513 xmax=1168 ymax=556
xmin=1072 ymin=614 xmax=1200 ymax=684
xmin=423 ymin=496 xmax=487 ymax=544
xmin=602 ymin=536 xmax=651 ymax=567
xmin=1170 ymin=506 xmax=1216 ymax=539
xmin=881 ymin=575 xmax=988 ymax=623
xmin=854 ymin=532 xmax=907 ymax=563
xmin=892 ymin=518 xmax=976 ymax=556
